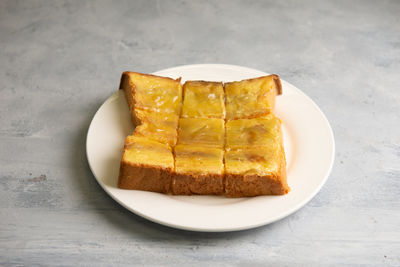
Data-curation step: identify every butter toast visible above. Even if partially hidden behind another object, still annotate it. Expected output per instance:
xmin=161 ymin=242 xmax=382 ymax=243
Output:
xmin=224 ymin=115 xmax=289 ymax=197
xmin=117 ymin=71 xmax=289 ymax=197
xmin=224 ymin=146 xmax=288 ymax=196
xmin=177 ymin=117 xmax=225 ymax=148
xmin=118 ymin=136 xmax=174 ymax=193
xmin=172 ymin=145 xmax=224 ymax=195
xmin=118 ymin=72 xmax=181 ymax=191
xmin=172 ymin=81 xmax=226 ymax=194
xmin=225 ymin=114 xmax=281 ymax=149
xmin=225 ymin=75 xmax=282 ymax=120
xmin=181 ymin=81 xmax=225 ymax=119
xmin=133 ymin=109 xmax=179 ymax=147
xmin=120 ymin=72 xmax=182 ymax=123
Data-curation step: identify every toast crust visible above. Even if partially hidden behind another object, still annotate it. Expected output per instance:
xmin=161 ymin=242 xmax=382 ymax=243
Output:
xmin=118 ymin=161 xmax=173 ymax=193
xmin=225 ymin=173 xmax=289 ymax=197
xmin=223 ymin=74 xmax=282 ymax=95
xmin=272 ymin=74 xmax=283 ymax=95
xmin=171 ymin=173 xmax=224 ymax=195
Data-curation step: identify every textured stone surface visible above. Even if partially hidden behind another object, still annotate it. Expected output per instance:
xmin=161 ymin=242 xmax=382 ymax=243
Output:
xmin=0 ymin=0 xmax=399 ymax=266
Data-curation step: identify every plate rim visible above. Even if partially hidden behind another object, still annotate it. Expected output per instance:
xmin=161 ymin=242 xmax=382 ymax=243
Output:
xmin=86 ymin=63 xmax=335 ymax=232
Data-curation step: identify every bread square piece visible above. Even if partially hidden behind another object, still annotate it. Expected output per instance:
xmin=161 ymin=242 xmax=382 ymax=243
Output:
xmin=225 ymin=114 xmax=281 ymax=149
xmin=181 ymin=81 xmax=225 ymax=119
xmin=172 ymin=145 xmax=224 ymax=195
xmin=118 ymin=136 xmax=174 ymax=193
xmin=133 ymin=109 xmax=179 ymax=147
xmin=224 ymin=115 xmax=289 ymax=197
xmin=177 ymin=118 xmax=225 ymax=148
xmin=120 ymin=71 xmax=182 ymax=123
xmin=225 ymin=75 xmax=282 ymax=120
xmin=224 ymin=146 xmax=289 ymax=197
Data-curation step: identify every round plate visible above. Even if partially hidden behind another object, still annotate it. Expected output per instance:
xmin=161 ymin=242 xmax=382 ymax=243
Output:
xmin=86 ymin=64 xmax=335 ymax=232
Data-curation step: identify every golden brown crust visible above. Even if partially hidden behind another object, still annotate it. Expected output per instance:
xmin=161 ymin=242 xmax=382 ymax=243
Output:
xmin=119 ymin=72 xmax=139 ymax=125
xmin=225 ymin=172 xmax=289 ymax=197
xmin=272 ymin=74 xmax=283 ymax=95
xmin=223 ymin=74 xmax=282 ymax=96
xmin=118 ymin=161 xmax=173 ymax=193
xmin=121 ymin=71 xmax=180 ymax=83
xmin=171 ymin=173 xmax=224 ymax=195
xmin=119 ymin=72 xmax=131 ymax=91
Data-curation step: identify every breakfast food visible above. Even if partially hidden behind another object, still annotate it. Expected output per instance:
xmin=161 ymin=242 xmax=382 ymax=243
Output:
xmin=120 ymin=72 xmax=182 ymax=121
xmin=118 ymin=71 xmax=289 ymax=197
xmin=118 ymin=136 xmax=174 ymax=193
xmin=225 ymin=115 xmax=281 ymax=149
xmin=118 ymin=72 xmax=181 ymax=192
xmin=181 ymin=81 xmax=225 ymax=119
xmin=170 ymin=81 xmax=226 ymax=194
xmin=176 ymin=118 xmax=225 ymax=148
xmin=224 ymin=115 xmax=289 ymax=197
xmin=224 ymin=146 xmax=288 ymax=196
xmin=225 ymin=75 xmax=282 ymax=120
xmin=133 ymin=109 xmax=179 ymax=147
xmin=173 ymin=145 xmax=224 ymax=195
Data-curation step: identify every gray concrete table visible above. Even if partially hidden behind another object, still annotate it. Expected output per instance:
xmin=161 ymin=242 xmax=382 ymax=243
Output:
xmin=1 ymin=0 xmax=399 ymax=266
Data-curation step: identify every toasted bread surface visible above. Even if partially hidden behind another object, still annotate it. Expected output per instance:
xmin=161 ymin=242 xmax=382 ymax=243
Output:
xmin=174 ymin=145 xmax=224 ymax=175
xmin=133 ymin=109 xmax=179 ymax=147
xmin=225 ymin=75 xmax=281 ymax=120
xmin=181 ymin=81 xmax=225 ymax=119
xmin=177 ymin=118 xmax=225 ymax=148
xmin=121 ymin=136 xmax=174 ymax=168
xmin=225 ymin=114 xmax=281 ymax=149
xmin=120 ymin=72 xmax=182 ymax=124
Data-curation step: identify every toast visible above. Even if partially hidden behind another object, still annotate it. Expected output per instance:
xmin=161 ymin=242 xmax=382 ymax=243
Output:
xmin=225 ymin=114 xmax=281 ymax=149
xmin=119 ymin=71 xmax=182 ymax=125
xmin=118 ymin=136 xmax=174 ymax=193
xmin=224 ymin=115 xmax=289 ymax=197
xmin=225 ymin=75 xmax=282 ymax=120
xmin=133 ymin=109 xmax=179 ymax=147
xmin=171 ymin=80 xmax=226 ymax=194
xmin=118 ymin=72 xmax=181 ymax=191
xmin=177 ymin=117 xmax=225 ymax=148
xmin=172 ymin=145 xmax=224 ymax=195
xmin=224 ymin=146 xmax=288 ymax=196
xmin=181 ymin=81 xmax=225 ymax=119
xmin=117 ymin=72 xmax=289 ymax=197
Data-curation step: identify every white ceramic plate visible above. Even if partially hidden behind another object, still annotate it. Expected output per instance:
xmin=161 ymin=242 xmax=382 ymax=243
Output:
xmin=86 ymin=64 xmax=335 ymax=232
